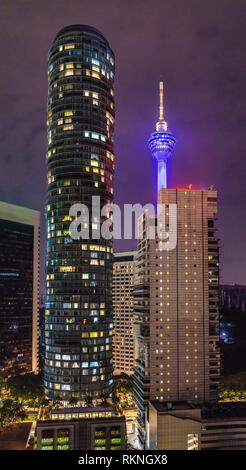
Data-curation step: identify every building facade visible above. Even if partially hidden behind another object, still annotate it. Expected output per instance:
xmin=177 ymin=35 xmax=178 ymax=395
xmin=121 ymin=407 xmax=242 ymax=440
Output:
xmin=133 ymin=84 xmax=220 ymax=447
xmin=0 ymin=201 xmax=40 ymax=377
xmin=113 ymin=251 xmax=137 ymax=376
xmin=35 ymin=413 xmax=126 ymax=450
xmin=44 ymin=25 xmax=115 ymax=400
xmin=133 ymin=188 xmax=220 ymax=446
xmin=147 ymin=401 xmax=246 ymax=450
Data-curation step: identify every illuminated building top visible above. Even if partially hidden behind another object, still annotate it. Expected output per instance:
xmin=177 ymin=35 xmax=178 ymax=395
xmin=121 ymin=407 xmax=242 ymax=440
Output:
xmin=148 ymin=81 xmax=176 ymax=192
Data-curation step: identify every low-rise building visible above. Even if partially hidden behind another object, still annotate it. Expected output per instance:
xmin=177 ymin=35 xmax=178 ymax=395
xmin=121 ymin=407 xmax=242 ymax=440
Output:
xmin=35 ymin=409 xmax=126 ymax=450
xmin=147 ymin=401 xmax=246 ymax=450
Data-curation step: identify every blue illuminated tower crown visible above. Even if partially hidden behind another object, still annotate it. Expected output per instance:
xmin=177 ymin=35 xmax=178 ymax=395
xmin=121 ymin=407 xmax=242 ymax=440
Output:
xmin=148 ymin=81 xmax=176 ymax=192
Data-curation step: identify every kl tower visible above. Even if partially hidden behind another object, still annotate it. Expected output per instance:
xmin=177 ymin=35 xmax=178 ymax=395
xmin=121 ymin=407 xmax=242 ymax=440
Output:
xmin=148 ymin=81 xmax=176 ymax=193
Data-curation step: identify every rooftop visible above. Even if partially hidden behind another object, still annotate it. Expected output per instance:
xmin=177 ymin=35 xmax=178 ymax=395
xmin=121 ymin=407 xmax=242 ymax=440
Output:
xmin=50 ymin=406 xmax=114 ymax=415
xmin=202 ymin=402 xmax=246 ymax=420
xmin=54 ymin=24 xmax=110 ymax=47
xmin=150 ymin=401 xmax=198 ymax=412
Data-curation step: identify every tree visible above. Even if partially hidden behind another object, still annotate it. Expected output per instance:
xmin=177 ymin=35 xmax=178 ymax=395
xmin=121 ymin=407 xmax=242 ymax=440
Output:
xmin=112 ymin=390 xmax=120 ymax=405
xmin=52 ymin=398 xmax=63 ymax=409
xmin=0 ymin=376 xmax=6 ymax=396
xmin=69 ymin=397 xmax=78 ymax=407
xmin=7 ymin=372 xmax=44 ymax=403
xmin=219 ymin=371 xmax=246 ymax=400
xmin=99 ymin=393 xmax=110 ymax=407
xmin=0 ymin=398 xmax=26 ymax=429
xmin=84 ymin=395 xmax=93 ymax=407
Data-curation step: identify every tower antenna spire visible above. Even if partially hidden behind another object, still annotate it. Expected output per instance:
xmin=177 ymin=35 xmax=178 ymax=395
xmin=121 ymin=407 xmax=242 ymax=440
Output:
xmin=159 ymin=80 xmax=164 ymax=121
xmin=156 ymin=80 xmax=167 ymax=131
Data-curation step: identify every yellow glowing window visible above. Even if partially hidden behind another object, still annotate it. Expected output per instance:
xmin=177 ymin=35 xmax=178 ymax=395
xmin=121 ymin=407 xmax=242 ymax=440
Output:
xmin=92 ymin=71 xmax=100 ymax=79
xmin=60 ymin=266 xmax=75 ymax=272
xmin=63 ymin=124 xmax=74 ymax=130
xmin=64 ymin=70 xmax=74 ymax=76
xmin=64 ymin=44 xmax=75 ymax=49
xmin=85 ymin=166 xmax=90 ymax=172
xmin=89 ymin=245 xmax=99 ymax=251
xmin=64 ymin=110 xmax=73 ymax=117
xmin=90 ymin=332 xmax=98 ymax=338
xmin=62 ymin=216 xmax=72 ymax=222
xmin=82 ymin=333 xmax=89 ymax=338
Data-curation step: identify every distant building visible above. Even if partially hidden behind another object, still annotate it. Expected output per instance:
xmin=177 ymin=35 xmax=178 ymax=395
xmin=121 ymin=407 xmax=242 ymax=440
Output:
xmin=113 ymin=251 xmax=137 ymax=375
xmin=0 ymin=201 xmax=40 ymax=377
xmin=147 ymin=401 xmax=246 ymax=450
xmin=220 ymin=285 xmax=246 ymax=312
xmin=35 ymin=408 xmax=126 ymax=450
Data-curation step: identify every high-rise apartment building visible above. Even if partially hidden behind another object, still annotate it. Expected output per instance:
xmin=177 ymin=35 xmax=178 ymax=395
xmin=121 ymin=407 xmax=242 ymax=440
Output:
xmin=113 ymin=251 xmax=137 ymax=376
xmin=44 ymin=25 xmax=115 ymax=400
xmin=0 ymin=201 xmax=40 ymax=377
xmin=133 ymin=84 xmax=220 ymax=447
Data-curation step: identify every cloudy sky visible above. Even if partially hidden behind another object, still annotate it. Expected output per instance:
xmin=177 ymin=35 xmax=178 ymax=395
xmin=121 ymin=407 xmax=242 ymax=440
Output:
xmin=1 ymin=0 xmax=246 ymax=287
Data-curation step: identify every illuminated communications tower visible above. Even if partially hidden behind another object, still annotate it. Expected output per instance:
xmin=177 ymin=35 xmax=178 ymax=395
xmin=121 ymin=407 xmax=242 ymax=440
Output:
xmin=148 ymin=81 xmax=176 ymax=191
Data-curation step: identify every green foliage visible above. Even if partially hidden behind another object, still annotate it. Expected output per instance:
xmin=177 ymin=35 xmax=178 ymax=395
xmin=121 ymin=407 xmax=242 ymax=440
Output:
xmin=114 ymin=374 xmax=133 ymax=394
xmin=68 ymin=397 xmax=78 ymax=407
xmin=0 ymin=398 xmax=26 ymax=428
xmin=84 ymin=395 xmax=93 ymax=407
xmin=6 ymin=372 xmax=44 ymax=402
xmin=39 ymin=397 xmax=50 ymax=407
xmin=220 ymin=371 xmax=246 ymax=399
xmin=112 ymin=390 xmax=120 ymax=404
xmin=51 ymin=399 xmax=63 ymax=409
xmin=0 ymin=376 xmax=6 ymax=394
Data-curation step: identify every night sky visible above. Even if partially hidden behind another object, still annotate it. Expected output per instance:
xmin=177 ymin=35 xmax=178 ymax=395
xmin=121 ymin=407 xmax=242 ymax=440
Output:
xmin=1 ymin=0 xmax=246 ymax=289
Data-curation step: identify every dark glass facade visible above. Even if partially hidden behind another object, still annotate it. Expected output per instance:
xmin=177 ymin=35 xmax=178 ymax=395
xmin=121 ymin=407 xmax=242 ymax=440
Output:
xmin=0 ymin=219 xmax=35 ymax=377
xmin=44 ymin=25 xmax=115 ymax=400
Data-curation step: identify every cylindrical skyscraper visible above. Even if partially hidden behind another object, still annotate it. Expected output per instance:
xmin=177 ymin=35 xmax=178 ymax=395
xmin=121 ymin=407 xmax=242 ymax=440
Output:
xmin=148 ymin=82 xmax=176 ymax=193
xmin=44 ymin=25 xmax=115 ymax=401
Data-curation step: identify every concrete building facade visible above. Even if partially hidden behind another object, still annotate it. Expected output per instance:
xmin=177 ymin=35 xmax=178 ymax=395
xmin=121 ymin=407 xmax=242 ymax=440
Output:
xmin=133 ymin=187 xmax=220 ymax=446
xmin=147 ymin=401 xmax=246 ymax=450
xmin=113 ymin=251 xmax=137 ymax=375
